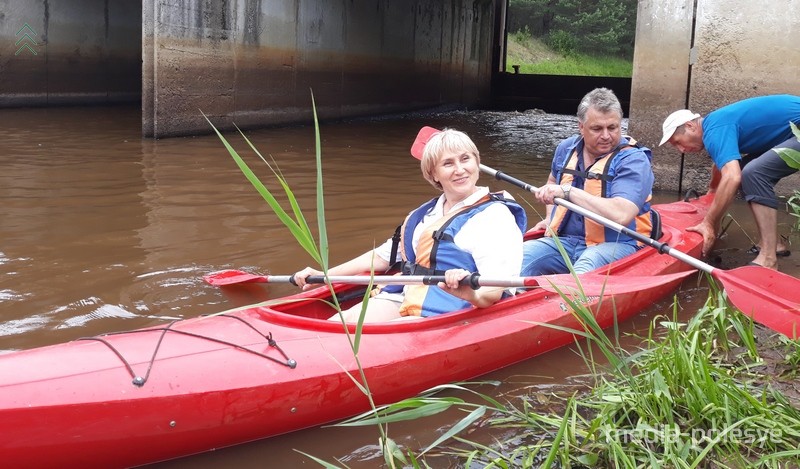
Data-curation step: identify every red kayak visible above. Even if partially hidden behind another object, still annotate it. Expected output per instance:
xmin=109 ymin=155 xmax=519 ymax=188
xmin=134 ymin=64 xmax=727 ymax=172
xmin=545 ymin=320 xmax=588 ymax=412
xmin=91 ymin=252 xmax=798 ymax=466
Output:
xmin=0 ymin=196 xmax=710 ymax=468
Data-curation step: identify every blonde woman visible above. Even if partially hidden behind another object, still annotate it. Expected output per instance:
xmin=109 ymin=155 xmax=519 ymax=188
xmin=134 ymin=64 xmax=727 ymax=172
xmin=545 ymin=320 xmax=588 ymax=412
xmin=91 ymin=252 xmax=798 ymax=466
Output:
xmin=293 ymin=128 xmax=527 ymax=322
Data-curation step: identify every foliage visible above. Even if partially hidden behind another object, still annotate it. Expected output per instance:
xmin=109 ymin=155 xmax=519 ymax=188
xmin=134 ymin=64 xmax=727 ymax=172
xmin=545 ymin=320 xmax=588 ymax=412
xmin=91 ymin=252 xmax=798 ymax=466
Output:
xmin=544 ymin=30 xmax=577 ymax=56
xmin=358 ymin=282 xmax=800 ymax=467
xmin=784 ymin=120 xmax=800 ymax=230
xmin=781 ymin=336 xmax=800 ymax=378
xmin=775 ymin=121 xmax=800 ymax=169
xmin=205 ymin=100 xmax=800 ymax=467
xmin=508 ymin=0 xmax=638 ymax=58
xmin=786 ymin=190 xmax=800 ymax=233
xmin=508 ymin=25 xmax=533 ymax=46
xmin=203 ymin=116 xmax=321 ymax=265
xmin=507 ymin=0 xmax=555 ymax=37
xmin=505 ymin=34 xmax=632 ymax=77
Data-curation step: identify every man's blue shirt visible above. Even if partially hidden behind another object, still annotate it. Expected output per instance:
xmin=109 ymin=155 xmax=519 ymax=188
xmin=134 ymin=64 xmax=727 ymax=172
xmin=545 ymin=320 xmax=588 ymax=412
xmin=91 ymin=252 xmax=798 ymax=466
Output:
xmin=703 ymin=94 xmax=800 ymax=168
xmin=550 ymin=135 xmax=653 ymax=242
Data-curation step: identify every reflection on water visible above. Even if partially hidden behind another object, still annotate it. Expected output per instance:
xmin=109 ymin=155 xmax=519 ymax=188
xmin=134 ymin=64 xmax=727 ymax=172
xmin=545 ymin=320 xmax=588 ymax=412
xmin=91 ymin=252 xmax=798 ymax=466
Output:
xmin=0 ymin=106 xmax=574 ymax=352
xmin=1 ymin=105 xmax=797 ymax=467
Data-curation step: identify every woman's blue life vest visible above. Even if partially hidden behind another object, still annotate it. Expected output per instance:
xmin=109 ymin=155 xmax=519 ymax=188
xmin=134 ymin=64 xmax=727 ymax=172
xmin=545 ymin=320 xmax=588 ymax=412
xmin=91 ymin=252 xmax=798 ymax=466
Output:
xmin=382 ymin=191 xmax=527 ymax=317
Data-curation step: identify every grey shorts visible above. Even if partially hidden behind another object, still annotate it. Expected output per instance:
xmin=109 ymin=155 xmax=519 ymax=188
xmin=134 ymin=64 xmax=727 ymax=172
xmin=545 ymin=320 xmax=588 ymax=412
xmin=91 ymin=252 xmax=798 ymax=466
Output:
xmin=740 ymin=135 xmax=800 ymax=209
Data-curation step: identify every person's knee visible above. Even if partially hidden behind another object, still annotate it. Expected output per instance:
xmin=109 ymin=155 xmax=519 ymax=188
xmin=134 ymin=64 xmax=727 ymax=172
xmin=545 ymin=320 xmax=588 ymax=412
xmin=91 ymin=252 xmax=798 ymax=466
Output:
xmin=521 ymin=240 xmax=560 ymax=276
xmin=329 ymin=302 xmax=368 ymax=322
xmin=521 ymin=241 xmax=543 ymax=274
xmin=740 ymin=165 xmax=761 ymax=193
xmin=520 ymin=258 xmax=543 ymax=276
xmin=573 ymin=256 xmax=602 ymax=274
xmin=741 ymin=161 xmax=756 ymax=179
xmin=575 ymin=243 xmax=635 ymax=273
xmin=744 ymin=195 xmax=779 ymax=210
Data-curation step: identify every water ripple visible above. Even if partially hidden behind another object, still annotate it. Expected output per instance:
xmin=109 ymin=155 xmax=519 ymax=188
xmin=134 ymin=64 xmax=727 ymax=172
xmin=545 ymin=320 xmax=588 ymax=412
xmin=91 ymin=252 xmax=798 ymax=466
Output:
xmin=59 ymin=303 xmax=140 ymax=329
xmin=0 ymin=315 xmax=49 ymax=337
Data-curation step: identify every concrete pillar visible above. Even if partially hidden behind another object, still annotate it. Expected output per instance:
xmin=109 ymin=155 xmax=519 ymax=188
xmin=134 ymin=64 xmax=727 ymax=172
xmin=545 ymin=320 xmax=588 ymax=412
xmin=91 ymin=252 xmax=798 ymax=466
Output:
xmin=0 ymin=0 xmax=140 ymax=106
xmin=630 ymin=0 xmax=800 ymax=194
xmin=628 ymin=0 xmax=695 ymax=193
xmin=142 ymin=0 xmax=498 ymax=138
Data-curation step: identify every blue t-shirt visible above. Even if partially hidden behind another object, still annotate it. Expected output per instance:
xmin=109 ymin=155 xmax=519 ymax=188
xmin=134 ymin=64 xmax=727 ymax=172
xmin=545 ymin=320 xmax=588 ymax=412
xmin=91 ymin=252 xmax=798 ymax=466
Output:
xmin=702 ymin=94 xmax=800 ymax=168
xmin=550 ymin=135 xmax=654 ymax=244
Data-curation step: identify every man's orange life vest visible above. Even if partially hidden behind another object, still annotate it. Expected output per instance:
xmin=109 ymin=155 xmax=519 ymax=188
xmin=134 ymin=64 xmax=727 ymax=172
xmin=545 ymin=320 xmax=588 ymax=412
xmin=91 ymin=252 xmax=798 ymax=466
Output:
xmin=548 ymin=139 xmax=653 ymax=246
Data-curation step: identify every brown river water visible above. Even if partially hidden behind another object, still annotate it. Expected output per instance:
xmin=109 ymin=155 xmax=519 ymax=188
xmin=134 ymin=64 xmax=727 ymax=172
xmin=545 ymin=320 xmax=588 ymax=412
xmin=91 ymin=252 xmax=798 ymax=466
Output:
xmin=2 ymin=105 xmax=798 ymax=467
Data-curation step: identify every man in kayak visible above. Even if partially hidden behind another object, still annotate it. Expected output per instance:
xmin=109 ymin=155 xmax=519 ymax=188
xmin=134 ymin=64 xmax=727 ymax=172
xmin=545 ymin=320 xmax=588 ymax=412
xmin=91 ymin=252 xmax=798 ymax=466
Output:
xmin=293 ymin=128 xmax=527 ymax=322
xmin=521 ymin=87 xmax=655 ymax=276
xmin=660 ymin=94 xmax=800 ymax=270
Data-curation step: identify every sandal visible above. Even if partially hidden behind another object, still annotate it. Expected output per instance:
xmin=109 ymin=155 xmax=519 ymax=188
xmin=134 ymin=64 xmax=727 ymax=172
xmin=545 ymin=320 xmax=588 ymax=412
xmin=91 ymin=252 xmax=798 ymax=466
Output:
xmin=746 ymin=235 xmax=791 ymax=257
xmin=746 ymin=245 xmax=791 ymax=256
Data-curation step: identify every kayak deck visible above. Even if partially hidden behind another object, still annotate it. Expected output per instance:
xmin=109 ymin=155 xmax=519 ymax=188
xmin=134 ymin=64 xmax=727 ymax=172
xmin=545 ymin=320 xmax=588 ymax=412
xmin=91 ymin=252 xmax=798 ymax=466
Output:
xmin=0 ymin=196 xmax=710 ymax=468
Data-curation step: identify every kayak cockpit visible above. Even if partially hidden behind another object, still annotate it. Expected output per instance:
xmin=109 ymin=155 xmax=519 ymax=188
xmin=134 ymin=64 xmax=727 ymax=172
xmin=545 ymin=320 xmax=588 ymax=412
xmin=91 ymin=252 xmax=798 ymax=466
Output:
xmin=243 ymin=211 xmax=689 ymax=334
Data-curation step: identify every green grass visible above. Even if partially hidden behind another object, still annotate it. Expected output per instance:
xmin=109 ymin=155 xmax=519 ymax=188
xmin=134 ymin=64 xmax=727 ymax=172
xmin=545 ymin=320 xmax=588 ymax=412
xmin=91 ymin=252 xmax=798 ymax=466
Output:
xmin=208 ymin=101 xmax=798 ymax=467
xmin=506 ymin=33 xmax=632 ymax=77
xmin=345 ymin=281 xmax=800 ymax=467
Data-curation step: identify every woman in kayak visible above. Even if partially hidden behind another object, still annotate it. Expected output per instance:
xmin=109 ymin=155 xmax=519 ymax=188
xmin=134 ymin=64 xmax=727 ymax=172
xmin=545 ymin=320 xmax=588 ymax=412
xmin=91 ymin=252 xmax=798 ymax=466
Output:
xmin=292 ymin=128 xmax=527 ymax=322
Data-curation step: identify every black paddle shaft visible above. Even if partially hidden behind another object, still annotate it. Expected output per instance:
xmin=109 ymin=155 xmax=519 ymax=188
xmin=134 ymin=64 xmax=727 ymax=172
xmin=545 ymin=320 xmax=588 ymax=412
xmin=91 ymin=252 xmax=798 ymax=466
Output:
xmin=482 ymin=164 xmax=712 ymax=274
xmin=290 ymin=273 xmax=483 ymax=289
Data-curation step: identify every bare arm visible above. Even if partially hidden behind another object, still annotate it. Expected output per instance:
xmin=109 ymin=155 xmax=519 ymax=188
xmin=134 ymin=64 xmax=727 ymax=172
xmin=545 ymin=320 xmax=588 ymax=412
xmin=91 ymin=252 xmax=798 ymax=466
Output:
xmin=708 ymin=164 xmax=722 ymax=193
xmin=704 ymin=161 xmax=741 ymax=229
xmin=687 ymin=160 xmax=741 ymax=255
xmin=536 ymin=184 xmax=640 ymax=226
xmin=563 ymin=187 xmax=639 ymax=226
xmin=438 ymin=269 xmax=505 ymax=308
xmin=531 ymin=173 xmax=558 ymax=232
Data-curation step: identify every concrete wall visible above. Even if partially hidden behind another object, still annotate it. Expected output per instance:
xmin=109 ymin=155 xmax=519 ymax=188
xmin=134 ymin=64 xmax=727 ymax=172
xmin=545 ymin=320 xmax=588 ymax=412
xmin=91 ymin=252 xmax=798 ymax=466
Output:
xmin=0 ymin=0 xmax=141 ymax=106
xmin=629 ymin=0 xmax=800 ymax=194
xmin=143 ymin=0 xmax=497 ymax=138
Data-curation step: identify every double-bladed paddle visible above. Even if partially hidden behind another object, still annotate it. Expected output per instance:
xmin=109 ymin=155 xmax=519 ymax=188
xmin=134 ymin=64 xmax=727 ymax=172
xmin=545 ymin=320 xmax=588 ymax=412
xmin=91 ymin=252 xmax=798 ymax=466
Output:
xmin=203 ymin=268 xmax=692 ymax=297
xmin=409 ymin=126 xmax=800 ymax=338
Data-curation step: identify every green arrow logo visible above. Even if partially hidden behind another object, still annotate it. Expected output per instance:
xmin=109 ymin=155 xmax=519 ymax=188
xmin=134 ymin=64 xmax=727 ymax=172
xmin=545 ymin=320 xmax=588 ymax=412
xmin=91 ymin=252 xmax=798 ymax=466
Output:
xmin=15 ymin=22 xmax=38 ymax=56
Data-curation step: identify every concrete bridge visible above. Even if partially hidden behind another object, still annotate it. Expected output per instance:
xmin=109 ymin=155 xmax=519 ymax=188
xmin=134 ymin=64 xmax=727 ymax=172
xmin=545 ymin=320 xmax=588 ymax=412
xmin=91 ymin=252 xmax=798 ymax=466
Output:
xmin=1 ymin=1 xmax=798 ymax=191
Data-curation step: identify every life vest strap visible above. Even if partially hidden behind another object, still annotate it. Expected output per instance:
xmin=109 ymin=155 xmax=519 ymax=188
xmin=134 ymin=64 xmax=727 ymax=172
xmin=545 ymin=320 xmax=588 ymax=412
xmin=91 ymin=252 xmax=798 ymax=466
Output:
xmin=388 ymin=224 xmax=403 ymax=271
xmin=401 ymin=262 xmax=445 ymax=277
xmin=561 ymin=168 xmax=609 ymax=181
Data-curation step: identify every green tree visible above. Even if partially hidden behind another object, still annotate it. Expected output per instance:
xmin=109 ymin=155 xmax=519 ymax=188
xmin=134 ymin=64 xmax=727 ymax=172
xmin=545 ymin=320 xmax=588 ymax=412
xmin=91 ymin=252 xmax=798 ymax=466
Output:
xmin=550 ymin=0 xmax=637 ymax=56
xmin=508 ymin=0 xmax=556 ymax=36
xmin=508 ymin=0 xmax=638 ymax=58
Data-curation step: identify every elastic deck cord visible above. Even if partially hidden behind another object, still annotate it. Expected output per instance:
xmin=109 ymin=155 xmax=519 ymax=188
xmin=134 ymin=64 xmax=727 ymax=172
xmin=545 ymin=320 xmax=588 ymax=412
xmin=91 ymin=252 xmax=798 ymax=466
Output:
xmin=78 ymin=314 xmax=297 ymax=387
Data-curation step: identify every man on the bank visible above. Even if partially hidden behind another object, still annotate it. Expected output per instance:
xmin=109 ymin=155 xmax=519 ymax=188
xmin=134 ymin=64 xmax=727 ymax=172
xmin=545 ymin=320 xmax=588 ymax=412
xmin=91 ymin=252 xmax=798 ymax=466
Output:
xmin=660 ymin=94 xmax=800 ymax=270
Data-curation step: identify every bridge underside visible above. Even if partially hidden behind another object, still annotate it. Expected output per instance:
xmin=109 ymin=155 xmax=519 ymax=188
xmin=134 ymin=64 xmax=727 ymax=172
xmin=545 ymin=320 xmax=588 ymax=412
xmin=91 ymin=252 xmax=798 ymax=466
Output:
xmin=2 ymin=1 xmax=630 ymax=138
xmin=2 ymin=0 xmax=797 ymax=191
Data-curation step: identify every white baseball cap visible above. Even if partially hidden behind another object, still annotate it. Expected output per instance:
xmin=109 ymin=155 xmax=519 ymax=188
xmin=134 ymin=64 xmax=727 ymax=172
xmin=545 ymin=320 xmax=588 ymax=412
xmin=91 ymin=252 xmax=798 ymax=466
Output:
xmin=659 ymin=109 xmax=701 ymax=146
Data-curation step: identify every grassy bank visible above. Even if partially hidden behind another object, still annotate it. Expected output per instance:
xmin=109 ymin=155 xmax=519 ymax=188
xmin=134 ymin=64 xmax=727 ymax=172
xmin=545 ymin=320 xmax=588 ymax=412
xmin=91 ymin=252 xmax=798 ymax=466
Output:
xmin=506 ymin=32 xmax=632 ymax=77
xmin=348 ymin=284 xmax=800 ymax=467
xmin=210 ymin=101 xmax=798 ymax=468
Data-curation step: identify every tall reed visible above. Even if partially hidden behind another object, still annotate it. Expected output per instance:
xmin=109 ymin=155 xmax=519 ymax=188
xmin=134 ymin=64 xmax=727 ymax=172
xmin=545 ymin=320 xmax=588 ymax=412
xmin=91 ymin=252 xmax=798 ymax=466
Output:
xmin=342 ymin=280 xmax=800 ymax=467
xmin=204 ymin=97 xmax=406 ymax=467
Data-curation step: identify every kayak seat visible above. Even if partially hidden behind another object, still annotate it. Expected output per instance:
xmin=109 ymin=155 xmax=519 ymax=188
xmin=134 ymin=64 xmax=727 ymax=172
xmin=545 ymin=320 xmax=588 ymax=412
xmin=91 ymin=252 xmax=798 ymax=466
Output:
xmin=650 ymin=208 xmax=662 ymax=240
